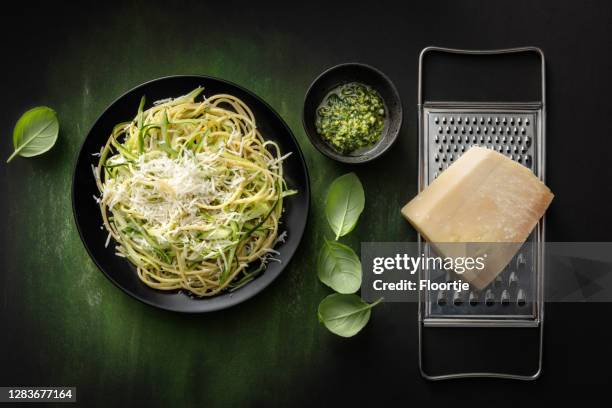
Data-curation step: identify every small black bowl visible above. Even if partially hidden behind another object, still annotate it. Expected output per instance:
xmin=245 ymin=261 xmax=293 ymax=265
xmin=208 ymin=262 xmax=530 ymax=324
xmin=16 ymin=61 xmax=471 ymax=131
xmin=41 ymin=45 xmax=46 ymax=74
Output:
xmin=303 ymin=63 xmax=403 ymax=164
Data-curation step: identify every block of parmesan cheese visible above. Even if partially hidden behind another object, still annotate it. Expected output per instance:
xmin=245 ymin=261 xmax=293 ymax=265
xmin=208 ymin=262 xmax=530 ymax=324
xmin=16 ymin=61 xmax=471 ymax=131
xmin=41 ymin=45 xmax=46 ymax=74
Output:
xmin=401 ymin=146 xmax=554 ymax=289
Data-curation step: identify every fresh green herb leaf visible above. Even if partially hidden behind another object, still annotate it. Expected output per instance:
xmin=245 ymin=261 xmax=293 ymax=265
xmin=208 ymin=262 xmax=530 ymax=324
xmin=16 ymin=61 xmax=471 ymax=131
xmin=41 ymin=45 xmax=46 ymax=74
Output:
xmin=317 ymin=172 xmax=373 ymax=337
xmin=318 ymin=239 xmax=361 ymax=294
xmin=7 ymin=107 xmax=59 ymax=163
xmin=325 ymin=172 xmax=365 ymax=239
xmin=317 ymin=293 xmax=382 ymax=338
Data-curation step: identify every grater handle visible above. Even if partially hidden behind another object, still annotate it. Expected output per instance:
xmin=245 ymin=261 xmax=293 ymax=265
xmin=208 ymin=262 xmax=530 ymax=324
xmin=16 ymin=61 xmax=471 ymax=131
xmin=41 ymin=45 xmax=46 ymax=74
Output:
xmin=417 ymin=46 xmax=546 ymax=107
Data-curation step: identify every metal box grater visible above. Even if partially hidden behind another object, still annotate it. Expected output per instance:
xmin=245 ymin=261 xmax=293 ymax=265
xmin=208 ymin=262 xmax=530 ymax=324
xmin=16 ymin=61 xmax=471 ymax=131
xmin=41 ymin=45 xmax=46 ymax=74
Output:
xmin=417 ymin=47 xmax=546 ymax=379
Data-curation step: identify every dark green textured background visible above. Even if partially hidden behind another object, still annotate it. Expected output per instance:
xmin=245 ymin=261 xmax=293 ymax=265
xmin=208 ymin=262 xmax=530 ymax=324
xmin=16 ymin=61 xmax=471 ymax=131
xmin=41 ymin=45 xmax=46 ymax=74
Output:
xmin=2 ymin=1 xmax=612 ymax=406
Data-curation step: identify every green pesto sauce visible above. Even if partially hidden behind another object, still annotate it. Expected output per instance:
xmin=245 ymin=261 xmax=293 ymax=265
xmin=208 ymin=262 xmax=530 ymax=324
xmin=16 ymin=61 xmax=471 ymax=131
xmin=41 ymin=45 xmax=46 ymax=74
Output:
xmin=315 ymin=82 xmax=385 ymax=154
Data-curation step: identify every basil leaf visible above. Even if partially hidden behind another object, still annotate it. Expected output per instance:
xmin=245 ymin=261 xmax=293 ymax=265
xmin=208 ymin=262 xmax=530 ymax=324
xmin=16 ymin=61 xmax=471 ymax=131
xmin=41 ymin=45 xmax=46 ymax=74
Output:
xmin=325 ymin=172 xmax=365 ymax=240
xmin=7 ymin=107 xmax=59 ymax=163
xmin=317 ymin=239 xmax=361 ymax=294
xmin=317 ymin=294 xmax=382 ymax=337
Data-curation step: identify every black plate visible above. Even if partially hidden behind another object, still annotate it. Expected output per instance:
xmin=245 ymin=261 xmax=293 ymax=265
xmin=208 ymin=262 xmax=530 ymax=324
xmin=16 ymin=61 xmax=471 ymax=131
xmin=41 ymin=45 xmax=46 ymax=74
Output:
xmin=72 ymin=75 xmax=310 ymax=313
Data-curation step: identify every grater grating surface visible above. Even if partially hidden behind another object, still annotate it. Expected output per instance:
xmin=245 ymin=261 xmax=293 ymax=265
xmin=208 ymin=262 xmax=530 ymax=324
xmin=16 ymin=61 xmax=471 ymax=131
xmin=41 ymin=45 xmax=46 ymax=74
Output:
xmin=422 ymin=105 xmax=541 ymax=322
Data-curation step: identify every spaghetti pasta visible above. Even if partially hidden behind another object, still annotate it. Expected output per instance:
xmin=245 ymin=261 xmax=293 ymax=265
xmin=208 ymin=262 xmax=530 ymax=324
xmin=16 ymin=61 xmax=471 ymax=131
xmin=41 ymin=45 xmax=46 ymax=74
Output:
xmin=94 ymin=87 xmax=295 ymax=296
